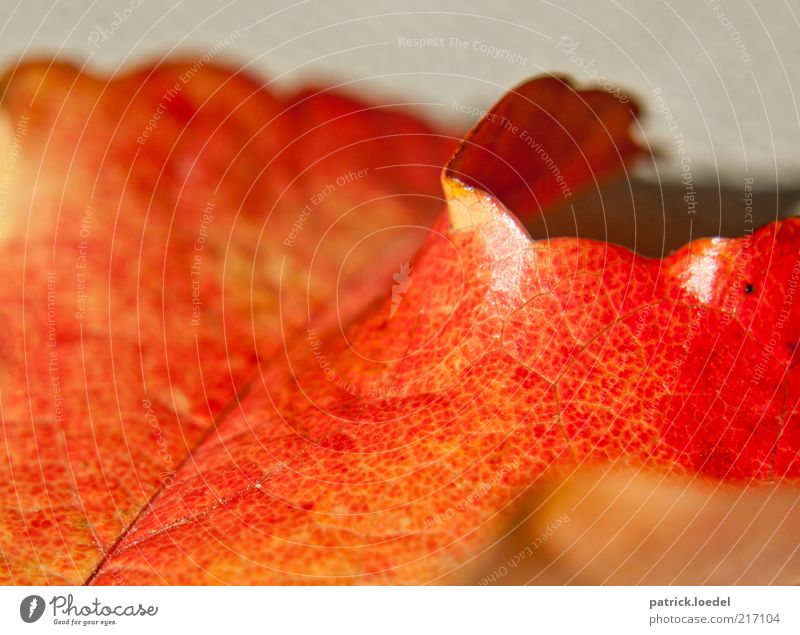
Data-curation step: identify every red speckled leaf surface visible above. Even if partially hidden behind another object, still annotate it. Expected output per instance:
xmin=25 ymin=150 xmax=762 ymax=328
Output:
xmin=83 ymin=77 xmax=799 ymax=584
xmin=0 ymin=60 xmax=455 ymax=583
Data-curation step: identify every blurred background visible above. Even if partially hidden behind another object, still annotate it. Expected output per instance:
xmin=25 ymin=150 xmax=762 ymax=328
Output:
xmin=2 ymin=0 xmax=799 ymax=252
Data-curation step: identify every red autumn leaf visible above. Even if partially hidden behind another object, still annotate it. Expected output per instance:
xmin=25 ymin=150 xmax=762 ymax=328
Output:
xmin=2 ymin=62 xmax=798 ymax=585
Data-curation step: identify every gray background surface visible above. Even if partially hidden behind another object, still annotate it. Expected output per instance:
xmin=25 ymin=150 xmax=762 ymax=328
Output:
xmin=1 ymin=0 xmax=798 ymax=185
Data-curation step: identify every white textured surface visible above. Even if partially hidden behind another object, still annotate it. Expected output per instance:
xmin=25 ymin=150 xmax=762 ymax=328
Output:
xmin=1 ymin=0 xmax=798 ymax=183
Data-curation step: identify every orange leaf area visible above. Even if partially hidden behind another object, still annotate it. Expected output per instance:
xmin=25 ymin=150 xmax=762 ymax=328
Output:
xmin=0 ymin=60 xmax=454 ymax=583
